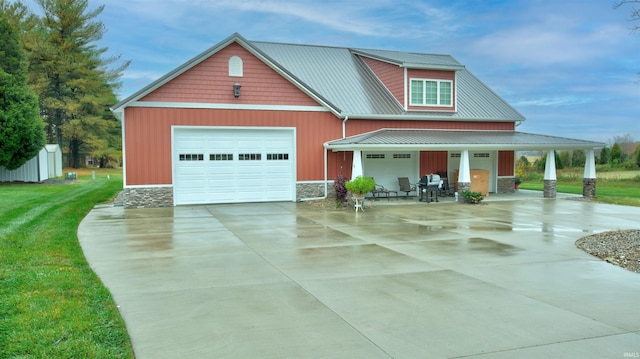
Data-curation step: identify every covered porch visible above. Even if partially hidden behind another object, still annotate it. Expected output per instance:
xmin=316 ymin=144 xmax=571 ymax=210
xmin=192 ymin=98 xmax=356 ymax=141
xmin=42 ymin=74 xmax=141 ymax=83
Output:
xmin=324 ymin=129 xmax=605 ymax=200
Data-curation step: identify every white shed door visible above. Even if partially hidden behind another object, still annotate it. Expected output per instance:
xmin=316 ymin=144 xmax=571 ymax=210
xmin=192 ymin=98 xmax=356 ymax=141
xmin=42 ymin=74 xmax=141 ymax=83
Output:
xmin=173 ymin=128 xmax=295 ymax=205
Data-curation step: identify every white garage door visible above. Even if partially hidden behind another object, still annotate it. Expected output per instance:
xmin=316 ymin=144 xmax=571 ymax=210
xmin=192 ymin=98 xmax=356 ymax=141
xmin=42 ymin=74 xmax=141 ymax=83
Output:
xmin=173 ymin=127 xmax=296 ymax=205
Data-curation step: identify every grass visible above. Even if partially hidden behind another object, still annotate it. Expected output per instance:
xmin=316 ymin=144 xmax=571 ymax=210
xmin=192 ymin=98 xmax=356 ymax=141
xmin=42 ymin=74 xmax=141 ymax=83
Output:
xmin=519 ymin=168 xmax=640 ymax=207
xmin=0 ymin=168 xmax=134 ymax=358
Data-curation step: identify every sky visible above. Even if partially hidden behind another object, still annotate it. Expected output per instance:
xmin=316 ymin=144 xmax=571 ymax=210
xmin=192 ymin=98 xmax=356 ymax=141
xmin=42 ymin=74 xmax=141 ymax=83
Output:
xmin=25 ymin=0 xmax=640 ymax=144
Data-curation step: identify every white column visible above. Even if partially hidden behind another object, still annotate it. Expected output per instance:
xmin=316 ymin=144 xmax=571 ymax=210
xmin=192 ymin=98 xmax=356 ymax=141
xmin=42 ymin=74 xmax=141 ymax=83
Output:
xmin=458 ymin=150 xmax=471 ymax=183
xmin=584 ymin=149 xmax=596 ymax=179
xmin=351 ymin=150 xmax=363 ymax=180
xmin=544 ymin=150 xmax=556 ymax=180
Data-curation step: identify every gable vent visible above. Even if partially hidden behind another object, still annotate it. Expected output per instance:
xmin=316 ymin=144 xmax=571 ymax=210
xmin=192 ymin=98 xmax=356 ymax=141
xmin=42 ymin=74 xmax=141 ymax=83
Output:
xmin=229 ymin=56 xmax=243 ymax=77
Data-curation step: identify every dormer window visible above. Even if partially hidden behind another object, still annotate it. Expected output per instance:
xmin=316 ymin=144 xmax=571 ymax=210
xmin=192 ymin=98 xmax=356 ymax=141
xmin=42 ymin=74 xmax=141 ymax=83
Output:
xmin=228 ymin=56 xmax=243 ymax=77
xmin=410 ymin=79 xmax=452 ymax=107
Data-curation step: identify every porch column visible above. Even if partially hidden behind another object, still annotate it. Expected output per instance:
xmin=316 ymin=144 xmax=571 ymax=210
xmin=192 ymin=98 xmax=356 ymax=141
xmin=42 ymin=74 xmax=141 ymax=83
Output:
xmin=351 ymin=150 xmax=363 ymax=180
xmin=457 ymin=150 xmax=471 ymax=196
xmin=543 ymin=150 xmax=557 ymax=198
xmin=583 ymin=149 xmax=597 ymax=198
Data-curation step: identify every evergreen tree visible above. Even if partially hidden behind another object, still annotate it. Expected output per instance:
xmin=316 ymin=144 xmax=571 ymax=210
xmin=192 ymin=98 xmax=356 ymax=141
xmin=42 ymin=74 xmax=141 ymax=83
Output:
xmin=0 ymin=16 xmax=45 ymax=170
xmin=635 ymin=144 xmax=640 ymax=167
xmin=571 ymin=149 xmax=586 ymax=167
xmin=610 ymin=143 xmax=623 ymax=165
xmin=558 ymin=150 xmax=571 ymax=168
xmin=598 ymin=147 xmax=610 ymax=165
xmin=27 ymin=0 xmax=128 ymax=167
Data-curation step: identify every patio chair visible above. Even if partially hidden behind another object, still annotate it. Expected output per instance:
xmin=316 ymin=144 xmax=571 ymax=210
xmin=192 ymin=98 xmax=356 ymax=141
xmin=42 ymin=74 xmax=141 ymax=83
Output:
xmin=437 ymin=171 xmax=452 ymax=196
xmin=370 ymin=178 xmax=397 ymax=200
xmin=398 ymin=177 xmax=416 ymax=198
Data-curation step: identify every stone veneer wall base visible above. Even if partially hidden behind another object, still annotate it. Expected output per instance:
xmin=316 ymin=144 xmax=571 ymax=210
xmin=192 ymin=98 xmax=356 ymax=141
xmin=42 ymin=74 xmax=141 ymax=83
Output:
xmin=123 ymin=183 xmax=335 ymax=208
xmin=497 ymin=177 xmax=516 ymax=193
xmin=124 ymin=187 xmax=174 ymax=208
xmin=296 ymin=183 xmax=331 ymax=201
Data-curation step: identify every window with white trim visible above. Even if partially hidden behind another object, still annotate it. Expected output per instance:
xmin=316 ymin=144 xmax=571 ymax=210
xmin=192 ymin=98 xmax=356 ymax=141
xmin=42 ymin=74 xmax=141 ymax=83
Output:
xmin=267 ymin=153 xmax=289 ymax=160
xmin=393 ymin=154 xmax=411 ymax=159
xmin=366 ymin=154 xmax=385 ymax=159
xmin=239 ymin=153 xmax=261 ymax=161
xmin=210 ymin=154 xmax=233 ymax=161
xmin=410 ymin=79 xmax=452 ymax=106
xmin=179 ymin=154 xmax=204 ymax=161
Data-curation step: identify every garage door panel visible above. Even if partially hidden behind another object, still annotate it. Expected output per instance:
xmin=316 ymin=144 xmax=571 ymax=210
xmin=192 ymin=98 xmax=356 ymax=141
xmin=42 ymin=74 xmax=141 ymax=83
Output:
xmin=174 ymin=128 xmax=295 ymax=205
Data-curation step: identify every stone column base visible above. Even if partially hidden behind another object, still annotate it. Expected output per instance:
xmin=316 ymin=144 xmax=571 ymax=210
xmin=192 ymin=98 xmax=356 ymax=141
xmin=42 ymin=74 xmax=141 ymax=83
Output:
xmin=457 ymin=182 xmax=471 ymax=203
xmin=543 ymin=179 xmax=557 ymax=198
xmin=583 ymin=178 xmax=596 ymax=198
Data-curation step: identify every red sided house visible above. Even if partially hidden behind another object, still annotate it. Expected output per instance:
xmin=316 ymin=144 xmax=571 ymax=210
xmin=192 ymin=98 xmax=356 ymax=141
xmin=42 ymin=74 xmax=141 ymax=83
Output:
xmin=111 ymin=33 xmax=603 ymax=208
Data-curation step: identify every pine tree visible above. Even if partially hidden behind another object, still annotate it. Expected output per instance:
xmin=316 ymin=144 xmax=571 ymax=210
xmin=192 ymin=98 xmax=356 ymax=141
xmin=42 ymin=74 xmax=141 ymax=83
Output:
xmin=610 ymin=143 xmax=623 ymax=166
xmin=27 ymin=0 xmax=128 ymax=167
xmin=0 ymin=16 xmax=45 ymax=170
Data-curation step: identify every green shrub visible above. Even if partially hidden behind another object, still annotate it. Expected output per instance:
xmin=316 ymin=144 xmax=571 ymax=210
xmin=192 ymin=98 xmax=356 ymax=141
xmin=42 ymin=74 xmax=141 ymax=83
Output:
xmin=345 ymin=176 xmax=375 ymax=194
xmin=462 ymin=190 xmax=484 ymax=204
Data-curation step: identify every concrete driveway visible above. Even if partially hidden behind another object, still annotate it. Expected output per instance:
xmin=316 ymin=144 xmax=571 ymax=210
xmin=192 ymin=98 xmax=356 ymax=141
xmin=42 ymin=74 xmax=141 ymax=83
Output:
xmin=78 ymin=193 xmax=640 ymax=358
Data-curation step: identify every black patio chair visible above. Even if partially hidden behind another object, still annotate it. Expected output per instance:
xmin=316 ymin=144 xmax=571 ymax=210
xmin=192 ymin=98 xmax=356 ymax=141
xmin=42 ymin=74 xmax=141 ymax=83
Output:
xmin=398 ymin=177 xmax=416 ymax=198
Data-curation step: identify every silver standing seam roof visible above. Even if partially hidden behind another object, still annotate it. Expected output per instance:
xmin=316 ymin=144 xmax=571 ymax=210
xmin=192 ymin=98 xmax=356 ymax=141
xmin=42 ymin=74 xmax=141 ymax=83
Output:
xmin=325 ymin=129 xmax=604 ymax=151
xmin=252 ymin=41 xmax=525 ymax=121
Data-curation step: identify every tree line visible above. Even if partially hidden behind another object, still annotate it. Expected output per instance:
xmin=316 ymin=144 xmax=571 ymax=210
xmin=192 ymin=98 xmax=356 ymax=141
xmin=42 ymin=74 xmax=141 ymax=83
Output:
xmin=517 ymin=138 xmax=640 ymax=176
xmin=0 ymin=0 xmax=127 ymax=170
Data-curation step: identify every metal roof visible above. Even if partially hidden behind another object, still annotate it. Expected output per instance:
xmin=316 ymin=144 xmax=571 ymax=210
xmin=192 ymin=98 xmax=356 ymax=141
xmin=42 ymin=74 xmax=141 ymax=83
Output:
xmin=252 ymin=41 xmax=404 ymax=115
xmin=325 ymin=129 xmax=604 ymax=150
xmin=253 ymin=40 xmax=525 ymax=121
xmin=352 ymin=48 xmax=465 ymax=70
xmin=113 ymin=33 xmax=525 ymax=123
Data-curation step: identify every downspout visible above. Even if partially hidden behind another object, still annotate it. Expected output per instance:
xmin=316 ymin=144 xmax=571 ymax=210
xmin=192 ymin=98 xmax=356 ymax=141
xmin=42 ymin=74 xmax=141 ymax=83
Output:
xmin=342 ymin=115 xmax=349 ymax=139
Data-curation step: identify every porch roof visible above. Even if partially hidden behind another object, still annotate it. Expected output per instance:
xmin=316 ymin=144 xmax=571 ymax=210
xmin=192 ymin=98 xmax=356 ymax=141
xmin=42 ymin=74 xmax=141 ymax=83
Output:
xmin=324 ymin=129 xmax=605 ymax=151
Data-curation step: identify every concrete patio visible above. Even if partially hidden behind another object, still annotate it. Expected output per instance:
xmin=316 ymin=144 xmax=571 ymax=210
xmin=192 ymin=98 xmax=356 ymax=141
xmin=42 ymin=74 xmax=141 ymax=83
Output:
xmin=78 ymin=192 xmax=640 ymax=358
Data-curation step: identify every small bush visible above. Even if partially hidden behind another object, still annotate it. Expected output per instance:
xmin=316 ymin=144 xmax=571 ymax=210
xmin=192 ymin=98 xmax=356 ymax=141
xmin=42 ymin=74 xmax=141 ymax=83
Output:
xmin=462 ymin=190 xmax=484 ymax=204
xmin=334 ymin=174 xmax=348 ymax=203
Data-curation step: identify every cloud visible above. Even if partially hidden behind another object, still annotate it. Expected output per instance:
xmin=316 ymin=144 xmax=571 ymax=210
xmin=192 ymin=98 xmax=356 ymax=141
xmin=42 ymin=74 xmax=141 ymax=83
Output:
xmin=185 ymin=0 xmax=459 ymax=40
xmin=469 ymin=23 xmax=627 ymax=67
xmin=513 ymin=96 xmax=592 ymax=108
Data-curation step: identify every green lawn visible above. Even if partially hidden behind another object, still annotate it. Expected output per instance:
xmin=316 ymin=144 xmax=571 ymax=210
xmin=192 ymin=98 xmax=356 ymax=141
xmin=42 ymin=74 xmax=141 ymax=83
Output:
xmin=0 ymin=168 xmax=134 ymax=358
xmin=519 ymin=169 xmax=640 ymax=207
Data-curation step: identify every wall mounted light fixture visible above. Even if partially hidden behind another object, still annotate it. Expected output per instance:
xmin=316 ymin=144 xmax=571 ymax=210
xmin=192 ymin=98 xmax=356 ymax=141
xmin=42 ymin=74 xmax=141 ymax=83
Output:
xmin=233 ymin=82 xmax=241 ymax=98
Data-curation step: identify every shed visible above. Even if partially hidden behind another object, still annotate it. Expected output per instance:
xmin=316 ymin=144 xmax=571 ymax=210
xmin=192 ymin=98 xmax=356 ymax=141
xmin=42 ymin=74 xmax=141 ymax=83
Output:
xmin=45 ymin=144 xmax=63 ymax=178
xmin=0 ymin=144 xmax=62 ymax=182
